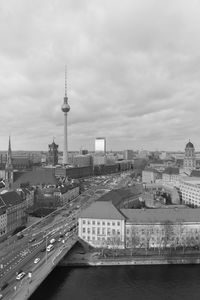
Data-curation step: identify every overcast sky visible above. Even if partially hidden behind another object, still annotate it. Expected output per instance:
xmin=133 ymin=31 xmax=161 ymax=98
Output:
xmin=1 ymin=0 xmax=200 ymax=152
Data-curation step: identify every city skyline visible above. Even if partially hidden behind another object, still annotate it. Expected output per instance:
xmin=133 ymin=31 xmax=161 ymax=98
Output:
xmin=1 ymin=0 xmax=200 ymax=151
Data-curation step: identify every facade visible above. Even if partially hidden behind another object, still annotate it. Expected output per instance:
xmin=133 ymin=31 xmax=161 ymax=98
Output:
xmin=123 ymin=208 xmax=200 ymax=249
xmin=61 ymin=68 xmax=70 ymax=165
xmin=78 ymin=201 xmax=125 ymax=248
xmin=0 ymin=191 xmax=27 ymax=235
xmin=123 ymin=150 xmax=134 ymax=160
xmin=70 ymin=154 xmax=93 ymax=167
xmin=162 ymin=167 xmax=180 ymax=187
xmin=142 ymin=168 xmax=161 ymax=183
xmin=180 ymin=178 xmax=200 ymax=207
xmin=47 ymin=140 xmax=59 ymax=165
xmin=5 ymin=137 xmax=14 ymax=190
xmin=79 ymin=201 xmax=200 ymax=250
xmin=0 ymin=198 xmax=7 ymax=238
xmin=95 ymin=137 xmax=106 ymax=154
xmin=183 ymin=141 xmax=196 ymax=174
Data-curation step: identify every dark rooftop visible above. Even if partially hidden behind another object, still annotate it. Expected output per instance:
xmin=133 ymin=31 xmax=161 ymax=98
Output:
xmin=13 ymin=168 xmax=57 ymax=188
xmin=163 ymin=167 xmax=179 ymax=175
xmin=121 ymin=208 xmax=200 ymax=224
xmin=0 ymin=191 xmax=23 ymax=207
xmin=190 ymin=170 xmax=200 ymax=177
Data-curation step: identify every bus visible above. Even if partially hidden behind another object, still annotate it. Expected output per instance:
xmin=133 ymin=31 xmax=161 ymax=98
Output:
xmin=46 ymin=244 xmax=54 ymax=252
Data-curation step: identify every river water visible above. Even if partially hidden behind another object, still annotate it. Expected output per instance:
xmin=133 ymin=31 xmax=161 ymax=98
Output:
xmin=30 ymin=264 xmax=200 ymax=300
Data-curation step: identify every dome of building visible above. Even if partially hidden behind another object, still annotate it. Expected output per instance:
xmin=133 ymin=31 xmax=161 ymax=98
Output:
xmin=185 ymin=141 xmax=194 ymax=149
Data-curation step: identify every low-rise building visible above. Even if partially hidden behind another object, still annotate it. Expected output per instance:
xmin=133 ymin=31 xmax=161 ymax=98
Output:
xmin=162 ymin=167 xmax=180 ymax=186
xmin=79 ymin=203 xmax=200 ymax=250
xmin=78 ymin=201 xmax=125 ymax=248
xmin=142 ymin=168 xmax=161 ymax=183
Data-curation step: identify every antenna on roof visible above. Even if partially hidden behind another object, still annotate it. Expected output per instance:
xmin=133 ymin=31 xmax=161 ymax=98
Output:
xmin=65 ymin=64 xmax=67 ymax=97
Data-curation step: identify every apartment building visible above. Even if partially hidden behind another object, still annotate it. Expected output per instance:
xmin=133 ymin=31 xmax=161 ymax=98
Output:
xmin=180 ymin=178 xmax=200 ymax=207
xmin=0 ymin=198 xmax=7 ymax=238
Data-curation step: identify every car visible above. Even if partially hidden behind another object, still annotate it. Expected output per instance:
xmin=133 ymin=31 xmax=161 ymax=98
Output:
xmin=34 ymin=258 xmax=40 ymax=264
xmin=16 ymin=270 xmax=23 ymax=276
xmin=29 ymin=238 xmax=36 ymax=243
xmin=46 ymin=244 xmax=54 ymax=252
xmin=0 ymin=282 xmax=8 ymax=291
xmin=16 ymin=272 xmax=26 ymax=280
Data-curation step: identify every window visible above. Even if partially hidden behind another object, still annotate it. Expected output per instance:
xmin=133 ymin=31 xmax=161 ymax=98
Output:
xmin=82 ymin=227 xmax=86 ymax=233
xmin=92 ymin=220 xmax=95 ymax=225
xmin=92 ymin=227 xmax=95 ymax=234
xmin=97 ymin=228 xmax=100 ymax=235
xmin=82 ymin=220 xmax=86 ymax=224
xmin=97 ymin=221 xmax=100 ymax=226
xmin=112 ymin=229 xmax=116 ymax=235
xmin=117 ymin=222 xmax=120 ymax=226
xmin=87 ymin=228 xmax=90 ymax=234
xmin=102 ymin=228 xmax=106 ymax=235
xmin=102 ymin=221 xmax=105 ymax=226
xmin=126 ymin=229 xmax=130 ymax=235
xmin=107 ymin=228 xmax=111 ymax=235
xmin=112 ymin=222 xmax=115 ymax=226
xmin=87 ymin=220 xmax=90 ymax=225
xmin=107 ymin=222 xmax=110 ymax=226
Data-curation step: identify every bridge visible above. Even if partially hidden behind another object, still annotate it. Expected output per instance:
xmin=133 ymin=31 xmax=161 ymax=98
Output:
xmin=0 ymin=172 xmax=133 ymax=300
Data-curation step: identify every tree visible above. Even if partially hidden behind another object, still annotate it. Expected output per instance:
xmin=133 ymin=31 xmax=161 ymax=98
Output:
xmin=162 ymin=221 xmax=174 ymax=251
xmin=129 ymin=227 xmax=140 ymax=255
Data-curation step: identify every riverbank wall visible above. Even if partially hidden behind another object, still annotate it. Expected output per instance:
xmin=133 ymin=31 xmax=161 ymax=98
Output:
xmin=60 ymin=253 xmax=200 ymax=266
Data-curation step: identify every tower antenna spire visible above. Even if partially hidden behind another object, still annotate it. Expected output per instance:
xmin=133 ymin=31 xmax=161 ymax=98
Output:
xmin=65 ymin=64 xmax=67 ymax=97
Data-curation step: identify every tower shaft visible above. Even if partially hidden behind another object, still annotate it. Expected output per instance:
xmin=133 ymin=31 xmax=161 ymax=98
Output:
xmin=61 ymin=67 xmax=70 ymax=165
xmin=63 ymin=113 xmax=68 ymax=164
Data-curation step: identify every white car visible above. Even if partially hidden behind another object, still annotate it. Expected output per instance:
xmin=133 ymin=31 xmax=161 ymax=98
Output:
xmin=16 ymin=272 xmax=26 ymax=280
xmin=34 ymin=258 xmax=40 ymax=264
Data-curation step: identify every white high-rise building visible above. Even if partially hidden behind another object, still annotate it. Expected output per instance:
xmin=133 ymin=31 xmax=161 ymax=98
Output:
xmin=95 ymin=137 xmax=106 ymax=154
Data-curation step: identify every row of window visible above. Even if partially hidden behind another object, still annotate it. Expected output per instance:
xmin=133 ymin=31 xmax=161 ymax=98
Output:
xmin=82 ymin=227 xmax=121 ymax=236
xmin=82 ymin=220 xmax=121 ymax=227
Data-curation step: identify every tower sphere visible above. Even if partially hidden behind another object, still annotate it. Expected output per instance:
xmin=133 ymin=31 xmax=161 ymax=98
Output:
xmin=61 ymin=96 xmax=70 ymax=113
xmin=61 ymin=102 xmax=70 ymax=113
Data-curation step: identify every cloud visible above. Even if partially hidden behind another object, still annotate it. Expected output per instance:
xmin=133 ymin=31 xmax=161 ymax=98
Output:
xmin=1 ymin=0 xmax=200 ymax=151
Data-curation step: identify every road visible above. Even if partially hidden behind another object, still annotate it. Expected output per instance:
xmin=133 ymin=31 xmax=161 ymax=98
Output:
xmin=0 ymin=172 xmax=133 ymax=299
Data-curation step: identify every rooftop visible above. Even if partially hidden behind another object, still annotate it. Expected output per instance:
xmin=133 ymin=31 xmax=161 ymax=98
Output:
xmin=79 ymin=201 xmax=125 ymax=220
xmin=163 ymin=167 xmax=179 ymax=175
xmin=121 ymin=208 xmax=200 ymax=224
xmin=13 ymin=168 xmax=57 ymax=188
xmin=190 ymin=170 xmax=200 ymax=177
xmin=0 ymin=191 xmax=23 ymax=207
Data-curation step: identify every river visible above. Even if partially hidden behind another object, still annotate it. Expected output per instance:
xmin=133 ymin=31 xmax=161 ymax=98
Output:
xmin=29 ymin=264 xmax=200 ymax=300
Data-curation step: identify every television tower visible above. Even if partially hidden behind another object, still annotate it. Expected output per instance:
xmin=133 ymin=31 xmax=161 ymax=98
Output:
xmin=61 ymin=66 xmax=70 ymax=165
